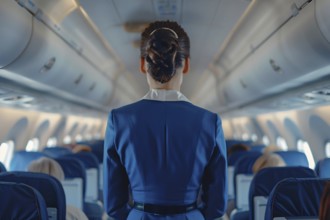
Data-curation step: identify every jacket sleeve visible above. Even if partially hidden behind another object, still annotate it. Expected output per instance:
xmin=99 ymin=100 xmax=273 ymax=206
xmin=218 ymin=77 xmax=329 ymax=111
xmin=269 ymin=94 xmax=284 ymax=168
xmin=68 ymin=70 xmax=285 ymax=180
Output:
xmin=201 ymin=115 xmax=228 ymax=220
xmin=103 ymin=110 xmax=131 ymax=220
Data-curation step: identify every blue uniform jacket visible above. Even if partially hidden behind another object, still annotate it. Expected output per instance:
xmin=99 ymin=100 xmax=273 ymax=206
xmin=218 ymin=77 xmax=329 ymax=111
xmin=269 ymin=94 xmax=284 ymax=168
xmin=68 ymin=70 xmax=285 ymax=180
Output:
xmin=104 ymin=97 xmax=227 ymax=220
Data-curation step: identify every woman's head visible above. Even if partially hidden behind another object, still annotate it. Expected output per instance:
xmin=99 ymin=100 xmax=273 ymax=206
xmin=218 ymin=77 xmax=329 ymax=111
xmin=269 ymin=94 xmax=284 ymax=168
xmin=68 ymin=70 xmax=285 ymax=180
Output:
xmin=72 ymin=144 xmax=92 ymax=153
xmin=28 ymin=157 xmax=65 ymax=181
xmin=140 ymin=21 xmax=190 ymax=84
xmin=252 ymin=153 xmax=286 ymax=173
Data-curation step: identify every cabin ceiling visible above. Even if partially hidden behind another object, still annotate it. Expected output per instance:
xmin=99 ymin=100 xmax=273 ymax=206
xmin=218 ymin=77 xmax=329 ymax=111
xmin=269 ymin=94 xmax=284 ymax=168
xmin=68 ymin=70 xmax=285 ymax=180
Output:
xmin=2 ymin=0 xmax=330 ymax=118
xmin=78 ymin=0 xmax=251 ymax=99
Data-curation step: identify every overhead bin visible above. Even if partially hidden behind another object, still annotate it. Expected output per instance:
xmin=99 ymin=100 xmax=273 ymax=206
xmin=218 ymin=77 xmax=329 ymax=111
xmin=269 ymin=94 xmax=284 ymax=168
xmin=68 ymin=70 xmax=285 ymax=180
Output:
xmin=0 ymin=0 xmax=32 ymax=68
xmin=215 ymin=0 xmax=330 ymax=113
xmin=214 ymin=0 xmax=311 ymax=79
xmin=1 ymin=16 xmax=114 ymax=110
xmin=0 ymin=0 xmax=115 ymax=111
xmin=16 ymin=0 xmax=118 ymax=78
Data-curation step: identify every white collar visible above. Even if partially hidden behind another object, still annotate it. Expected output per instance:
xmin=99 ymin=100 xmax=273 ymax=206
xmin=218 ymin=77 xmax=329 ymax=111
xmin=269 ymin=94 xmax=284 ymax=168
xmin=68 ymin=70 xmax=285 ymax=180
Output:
xmin=142 ymin=89 xmax=190 ymax=102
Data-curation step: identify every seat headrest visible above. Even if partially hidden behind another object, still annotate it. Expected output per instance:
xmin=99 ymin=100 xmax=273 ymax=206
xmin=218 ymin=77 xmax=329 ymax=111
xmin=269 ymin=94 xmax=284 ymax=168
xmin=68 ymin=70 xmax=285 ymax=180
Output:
xmin=62 ymin=152 xmax=99 ymax=169
xmin=315 ymin=158 xmax=330 ymax=178
xmin=0 ymin=171 xmax=66 ymax=220
xmin=55 ymin=157 xmax=86 ymax=197
xmin=10 ymin=151 xmax=48 ymax=171
xmin=43 ymin=147 xmax=73 ymax=158
xmin=77 ymin=140 xmax=104 ymax=163
xmin=274 ymin=151 xmax=309 ymax=167
xmin=234 ymin=152 xmax=262 ymax=175
xmin=249 ymin=167 xmax=317 ymax=220
xmin=0 ymin=181 xmax=48 ymax=219
xmin=265 ymin=178 xmax=329 ymax=220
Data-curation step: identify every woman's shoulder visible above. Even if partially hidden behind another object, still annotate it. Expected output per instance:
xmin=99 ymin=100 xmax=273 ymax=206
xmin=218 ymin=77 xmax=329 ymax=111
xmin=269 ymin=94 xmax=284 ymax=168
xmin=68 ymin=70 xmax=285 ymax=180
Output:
xmin=110 ymin=100 xmax=219 ymax=119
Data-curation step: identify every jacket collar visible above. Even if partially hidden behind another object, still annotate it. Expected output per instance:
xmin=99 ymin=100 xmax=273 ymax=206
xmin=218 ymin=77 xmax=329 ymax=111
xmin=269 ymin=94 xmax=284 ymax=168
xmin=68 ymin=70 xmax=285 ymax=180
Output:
xmin=142 ymin=89 xmax=190 ymax=102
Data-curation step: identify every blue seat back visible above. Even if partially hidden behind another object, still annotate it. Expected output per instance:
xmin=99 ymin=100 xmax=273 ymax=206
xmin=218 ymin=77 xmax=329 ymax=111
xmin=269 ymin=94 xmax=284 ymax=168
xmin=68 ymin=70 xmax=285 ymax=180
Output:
xmin=249 ymin=144 xmax=266 ymax=152
xmin=274 ymin=150 xmax=309 ymax=167
xmin=234 ymin=151 xmax=262 ymax=177
xmin=77 ymin=140 xmax=104 ymax=163
xmin=265 ymin=178 xmax=330 ymax=220
xmin=10 ymin=151 xmax=48 ymax=171
xmin=0 ymin=162 xmax=6 ymax=172
xmin=228 ymin=151 xmax=251 ymax=166
xmin=315 ymin=158 xmax=330 ymax=178
xmin=43 ymin=147 xmax=73 ymax=158
xmin=56 ymin=157 xmax=86 ymax=196
xmin=0 ymin=171 xmax=66 ymax=220
xmin=0 ymin=181 xmax=48 ymax=219
xmin=63 ymin=152 xmax=99 ymax=169
xmin=234 ymin=151 xmax=262 ymax=209
xmin=249 ymin=167 xmax=317 ymax=220
xmin=226 ymin=139 xmax=253 ymax=149
xmin=62 ymin=152 xmax=100 ymax=201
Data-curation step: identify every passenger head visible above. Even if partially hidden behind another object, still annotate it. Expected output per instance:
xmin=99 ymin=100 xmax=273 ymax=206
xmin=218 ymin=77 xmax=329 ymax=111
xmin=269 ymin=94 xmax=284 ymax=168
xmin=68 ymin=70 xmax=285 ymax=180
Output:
xmin=252 ymin=153 xmax=286 ymax=173
xmin=140 ymin=21 xmax=190 ymax=85
xmin=72 ymin=144 xmax=92 ymax=153
xmin=320 ymin=181 xmax=330 ymax=220
xmin=227 ymin=143 xmax=250 ymax=157
xmin=28 ymin=157 xmax=64 ymax=181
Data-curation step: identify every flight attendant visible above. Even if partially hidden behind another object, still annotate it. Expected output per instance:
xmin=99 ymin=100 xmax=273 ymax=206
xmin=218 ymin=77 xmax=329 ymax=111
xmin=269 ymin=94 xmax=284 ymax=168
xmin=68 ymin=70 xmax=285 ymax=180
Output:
xmin=103 ymin=21 xmax=227 ymax=220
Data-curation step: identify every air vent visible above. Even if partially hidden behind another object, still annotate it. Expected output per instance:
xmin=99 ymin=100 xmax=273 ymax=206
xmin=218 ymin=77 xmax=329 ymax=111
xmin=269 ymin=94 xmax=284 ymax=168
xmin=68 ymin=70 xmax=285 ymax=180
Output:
xmin=0 ymin=95 xmax=35 ymax=104
xmin=154 ymin=0 xmax=182 ymax=20
xmin=302 ymin=88 xmax=330 ymax=102
xmin=313 ymin=89 xmax=330 ymax=96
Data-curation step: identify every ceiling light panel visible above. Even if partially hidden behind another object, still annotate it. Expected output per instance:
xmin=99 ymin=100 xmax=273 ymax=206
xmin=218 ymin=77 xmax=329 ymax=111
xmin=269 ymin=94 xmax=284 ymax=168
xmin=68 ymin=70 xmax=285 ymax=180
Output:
xmin=153 ymin=0 xmax=182 ymax=21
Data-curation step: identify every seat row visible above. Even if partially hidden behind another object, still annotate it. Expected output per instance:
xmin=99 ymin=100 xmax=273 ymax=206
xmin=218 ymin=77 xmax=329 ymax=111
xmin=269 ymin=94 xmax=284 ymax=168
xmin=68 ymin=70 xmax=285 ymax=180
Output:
xmin=226 ymin=140 xmax=330 ymax=220
xmin=1 ymin=140 xmax=105 ymax=219
xmin=0 ymin=171 xmax=65 ymax=219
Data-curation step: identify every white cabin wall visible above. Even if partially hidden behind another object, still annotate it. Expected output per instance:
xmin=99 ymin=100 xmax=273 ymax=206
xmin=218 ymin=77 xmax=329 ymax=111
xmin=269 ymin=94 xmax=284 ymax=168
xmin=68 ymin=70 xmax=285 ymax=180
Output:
xmin=61 ymin=115 xmax=104 ymax=145
xmin=222 ymin=120 xmax=233 ymax=139
xmin=0 ymin=107 xmax=40 ymax=150
xmin=0 ymin=106 xmax=105 ymax=152
xmin=224 ymin=105 xmax=330 ymax=162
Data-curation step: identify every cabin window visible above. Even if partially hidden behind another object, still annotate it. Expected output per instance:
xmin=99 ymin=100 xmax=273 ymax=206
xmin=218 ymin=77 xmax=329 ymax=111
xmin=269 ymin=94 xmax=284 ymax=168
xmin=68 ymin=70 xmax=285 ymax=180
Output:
xmin=325 ymin=142 xmax=330 ymax=157
xmin=262 ymin=136 xmax=270 ymax=146
xmin=276 ymin=137 xmax=288 ymax=151
xmin=46 ymin=137 xmax=57 ymax=147
xmin=26 ymin=138 xmax=39 ymax=152
xmin=63 ymin=135 xmax=72 ymax=144
xmin=94 ymin=132 xmax=101 ymax=139
xmin=85 ymin=133 xmax=92 ymax=140
xmin=241 ymin=133 xmax=249 ymax=141
xmin=75 ymin=134 xmax=83 ymax=142
xmin=0 ymin=140 xmax=14 ymax=169
xmin=251 ymin=134 xmax=258 ymax=142
xmin=297 ymin=139 xmax=315 ymax=169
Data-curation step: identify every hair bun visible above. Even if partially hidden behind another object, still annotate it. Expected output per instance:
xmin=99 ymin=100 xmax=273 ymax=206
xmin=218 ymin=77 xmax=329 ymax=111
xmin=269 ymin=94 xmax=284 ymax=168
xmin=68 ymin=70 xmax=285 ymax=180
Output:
xmin=140 ymin=21 xmax=190 ymax=83
xmin=146 ymin=30 xmax=179 ymax=83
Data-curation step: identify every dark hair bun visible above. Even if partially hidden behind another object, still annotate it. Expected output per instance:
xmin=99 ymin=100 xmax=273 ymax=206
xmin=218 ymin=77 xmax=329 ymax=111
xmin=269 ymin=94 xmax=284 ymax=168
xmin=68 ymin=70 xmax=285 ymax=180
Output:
xmin=146 ymin=29 xmax=179 ymax=83
xmin=141 ymin=21 xmax=190 ymax=84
